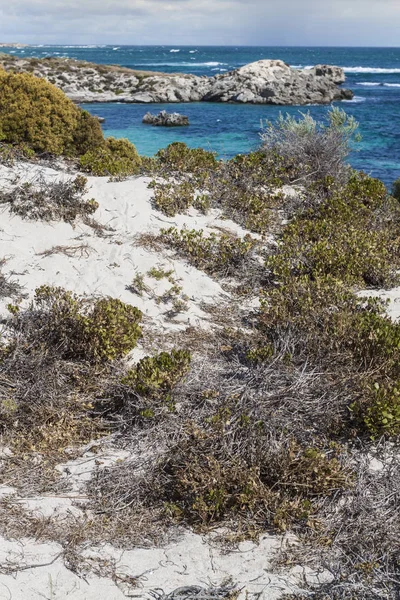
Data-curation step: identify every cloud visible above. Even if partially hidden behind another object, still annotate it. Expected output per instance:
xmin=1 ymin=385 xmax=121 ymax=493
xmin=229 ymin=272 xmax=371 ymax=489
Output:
xmin=0 ymin=0 xmax=399 ymax=46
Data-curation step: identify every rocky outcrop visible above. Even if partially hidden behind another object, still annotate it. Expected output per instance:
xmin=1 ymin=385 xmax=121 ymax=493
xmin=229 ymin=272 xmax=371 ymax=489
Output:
xmin=0 ymin=55 xmax=353 ymax=105
xmin=203 ymin=60 xmax=352 ymax=104
xmin=142 ymin=111 xmax=189 ymax=126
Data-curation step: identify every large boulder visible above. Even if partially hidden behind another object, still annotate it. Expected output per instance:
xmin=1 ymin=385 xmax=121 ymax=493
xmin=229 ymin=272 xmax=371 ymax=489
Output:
xmin=142 ymin=111 xmax=189 ymax=126
xmin=203 ymin=60 xmax=352 ymax=105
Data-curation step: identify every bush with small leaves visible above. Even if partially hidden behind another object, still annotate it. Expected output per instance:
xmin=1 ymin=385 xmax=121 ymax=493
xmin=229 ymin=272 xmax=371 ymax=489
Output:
xmin=122 ymin=349 xmax=191 ymax=403
xmin=0 ymin=69 xmax=104 ymax=156
xmin=160 ymin=227 xmax=258 ymax=277
xmin=355 ymin=382 xmax=400 ymax=438
xmin=154 ymin=430 xmax=351 ymax=529
xmin=80 ymin=137 xmax=141 ymax=177
xmin=154 ymin=142 xmax=218 ymax=180
xmin=391 ymin=177 xmax=400 ymax=201
xmin=268 ymin=173 xmax=400 ymax=288
xmin=19 ymin=286 xmax=142 ymax=362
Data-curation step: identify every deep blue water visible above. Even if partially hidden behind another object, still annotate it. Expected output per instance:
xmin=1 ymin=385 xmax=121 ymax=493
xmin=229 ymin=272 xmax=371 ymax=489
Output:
xmin=3 ymin=45 xmax=400 ymax=186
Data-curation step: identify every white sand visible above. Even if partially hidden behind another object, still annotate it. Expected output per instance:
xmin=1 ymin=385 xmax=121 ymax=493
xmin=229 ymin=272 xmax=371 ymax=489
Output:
xmin=0 ymin=161 xmax=356 ymax=598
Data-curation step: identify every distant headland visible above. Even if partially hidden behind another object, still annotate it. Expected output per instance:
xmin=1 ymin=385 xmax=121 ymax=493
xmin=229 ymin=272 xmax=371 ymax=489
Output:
xmin=0 ymin=53 xmax=353 ymax=105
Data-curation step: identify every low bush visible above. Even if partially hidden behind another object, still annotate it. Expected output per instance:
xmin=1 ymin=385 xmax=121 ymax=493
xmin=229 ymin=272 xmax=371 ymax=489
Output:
xmin=0 ymin=174 xmax=98 ymax=222
xmin=391 ymin=176 xmax=400 ymax=201
xmin=154 ymin=142 xmax=218 ymax=176
xmin=16 ymin=286 xmax=142 ymax=363
xmin=120 ymin=349 xmax=191 ymax=418
xmin=80 ymin=137 xmax=141 ymax=177
xmin=0 ymin=69 xmax=104 ymax=156
xmin=159 ymin=227 xmax=258 ymax=277
xmin=260 ymin=107 xmax=360 ymax=184
xmin=149 ymin=179 xmax=210 ymax=217
xmin=149 ymin=180 xmax=195 ymax=216
xmin=268 ymin=173 xmax=400 ymax=288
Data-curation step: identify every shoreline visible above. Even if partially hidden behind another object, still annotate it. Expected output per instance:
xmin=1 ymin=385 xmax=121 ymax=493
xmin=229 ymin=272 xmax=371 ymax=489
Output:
xmin=0 ymin=54 xmax=353 ymax=105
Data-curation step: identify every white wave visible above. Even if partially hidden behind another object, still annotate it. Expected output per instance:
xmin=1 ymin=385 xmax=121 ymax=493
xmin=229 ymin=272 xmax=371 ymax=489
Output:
xmin=113 ymin=47 xmax=119 ymax=50
xmin=138 ymin=61 xmax=226 ymax=67
xmin=383 ymin=83 xmax=400 ymax=88
xmin=343 ymin=96 xmax=366 ymax=103
xmin=170 ymin=49 xmax=180 ymax=53
xmin=358 ymin=82 xmax=381 ymax=86
xmin=344 ymin=66 xmax=400 ymax=74
xmin=189 ymin=50 xmax=198 ymax=53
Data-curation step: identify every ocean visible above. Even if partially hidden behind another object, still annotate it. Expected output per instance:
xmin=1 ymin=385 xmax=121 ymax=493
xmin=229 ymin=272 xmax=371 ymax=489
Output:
xmin=3 ymin=45 xmax=400 ymax=186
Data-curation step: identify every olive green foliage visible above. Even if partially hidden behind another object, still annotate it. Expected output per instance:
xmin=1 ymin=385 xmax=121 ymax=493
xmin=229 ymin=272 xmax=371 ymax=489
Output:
xmin=212 ymin=151 xmax=299 ymax=233
xmin=268 ymin=173 xmax=400 ymax=288
xmin=160 ymin=227 xmax=258 ymax=276
xmin=0 ymin=174 xmax=98 ymax=222
xmin=0 ymin=69 xmax=104 ymax=156
xmin=122 ymin=349 xmax=191 ymax=418
xmin=155 ymin=142 xmax=218 ymax=175
xmin=21 ymin=286 xmax=142 ymax=362
xmin=149 ymin=179 xmax=210 ymax=217
xmin=80 ymin=137 xmax=141 ymax=177
xmin=147 ymin=267 xmax=174 ymax=281
xmin=261 ymin=175 xmax=400 ymax=437
xmin=158 ymin=431 xmax=351 ymax=529
xmin=391 ymin=177 xmax=400 ymax=201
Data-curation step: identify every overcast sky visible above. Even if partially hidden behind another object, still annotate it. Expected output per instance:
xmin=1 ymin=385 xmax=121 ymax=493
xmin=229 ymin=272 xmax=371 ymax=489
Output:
xmin=1 ymin=0 xmax=399 ymax=46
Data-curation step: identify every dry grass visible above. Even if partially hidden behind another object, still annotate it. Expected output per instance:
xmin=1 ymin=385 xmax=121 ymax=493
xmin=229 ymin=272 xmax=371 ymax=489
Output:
xmin=0 ymin=259 xmax=24 ymax=300
xmin=37 ymin=243 xmax=96 ymax=259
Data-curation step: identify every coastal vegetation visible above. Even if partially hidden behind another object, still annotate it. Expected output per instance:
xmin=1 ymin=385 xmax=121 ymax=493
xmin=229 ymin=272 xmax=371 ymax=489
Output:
xmin=0 ymin=74 xmax=399 ymax=599
xmin=0 ymin=67 xmax=141 ymax=176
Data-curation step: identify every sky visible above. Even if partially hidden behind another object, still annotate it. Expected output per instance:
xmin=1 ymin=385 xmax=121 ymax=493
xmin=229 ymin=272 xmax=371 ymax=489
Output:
xmin=0 ymin=0 xmax=400 ymax=46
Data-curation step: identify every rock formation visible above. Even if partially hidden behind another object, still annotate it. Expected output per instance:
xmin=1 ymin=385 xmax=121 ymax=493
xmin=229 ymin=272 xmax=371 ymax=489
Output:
xmin=142 ymin=111 xmax=190 ymax=126
xmin=0 ymin=56 xmax=353 ymax=105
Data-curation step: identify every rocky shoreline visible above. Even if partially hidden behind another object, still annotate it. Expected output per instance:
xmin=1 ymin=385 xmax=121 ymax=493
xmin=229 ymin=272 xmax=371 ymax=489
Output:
xmin=0 ymin=54 xmax=353 ymax=105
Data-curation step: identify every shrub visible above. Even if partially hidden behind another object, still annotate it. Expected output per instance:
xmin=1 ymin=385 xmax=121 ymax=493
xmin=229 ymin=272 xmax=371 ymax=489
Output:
xmin=260 ymin=107 xmax=361 ymax=184
xmin=80 ymin=137 xmax=141 ymax=177
xmin=0 ymin=174 xmax=98 ymax=222
xmin=151 ymin=432 xmax=351 ymax=529
xmin=122 ymin=349 xmax=191 ymax=417
xmin=356 ymin=382 xmax=400 ymax=438
xmin=155 ymin=142 xmax=218 ymax=175
xmin=149 ymin=179 xmax=210 ymax=217
xmin=18 ymin=286 xmax=142 ymax=362
xmin=159 ymin=227 xmax=258 ymax=277
xmin=268 ymin=173 xmax=400 ymax=288
xmin=0 ymin=69 xmax=104 ymax=156
xmin=391 ymin=177 xmax=400 ymax=201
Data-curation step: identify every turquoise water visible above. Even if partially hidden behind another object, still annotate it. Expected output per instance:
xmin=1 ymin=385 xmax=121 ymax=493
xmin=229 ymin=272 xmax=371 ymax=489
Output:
xmin=3 ymin=45 xmax=400 ymax=185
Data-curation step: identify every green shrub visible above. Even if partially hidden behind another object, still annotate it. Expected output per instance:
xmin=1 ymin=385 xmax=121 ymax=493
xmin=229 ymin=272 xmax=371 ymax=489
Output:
xmin=268 ymin=173 xmax=400 ymax=288
xmin=80 ymin=137 xmax=141 ymax=177
xmin=391 ymin=177 xmax=400 ymax=201
xmin=0 ymin=69 xmax=104 ymax=156
xmin=23 ymin=286 xmax=142 ymax=362
xmin=122 ymin=349 xmax=191 ymax=402
xmin=160 ymin=227 xmax=258 ymax=276
xmin=149 ymin=179 xmax=210 ymax=217
xmin=158 ymin=433 xmax=351 ymax=528
xmin=155 ymin=142 xmax=218 ymax=174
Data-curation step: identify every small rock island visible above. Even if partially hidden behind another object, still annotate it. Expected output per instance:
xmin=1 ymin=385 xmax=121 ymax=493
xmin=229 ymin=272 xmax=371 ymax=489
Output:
xmin=143 ymin=111 xmax=190 ymax=126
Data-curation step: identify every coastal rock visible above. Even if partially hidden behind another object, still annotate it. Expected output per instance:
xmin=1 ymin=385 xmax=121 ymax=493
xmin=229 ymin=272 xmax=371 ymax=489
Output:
xmin=0 ymin=55 xmax=353 ymax=105
xmin=203 ymin=60 xmax=351 ymax=105
xmin=142 ymin=111 xmax=189 ymax=126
